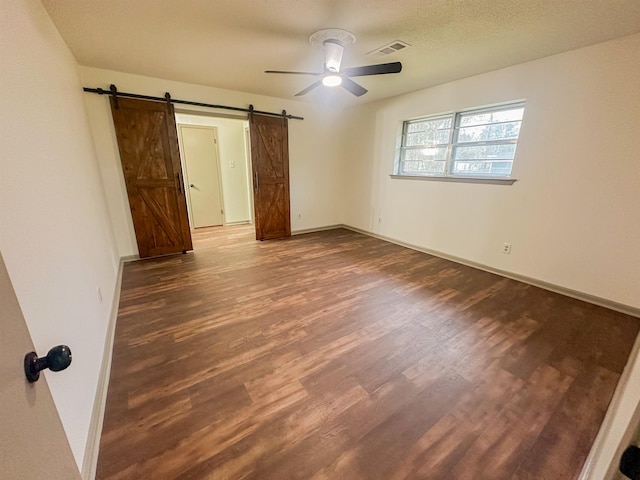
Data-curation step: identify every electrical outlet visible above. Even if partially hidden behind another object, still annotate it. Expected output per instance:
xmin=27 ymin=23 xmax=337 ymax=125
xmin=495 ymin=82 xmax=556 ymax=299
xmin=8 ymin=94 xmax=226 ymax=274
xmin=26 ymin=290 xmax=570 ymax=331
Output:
xmin=378 ymin=216 xmax=382 ymax=224
xmin=97 ymin=287 xmax=103 ymax=304
xmin=502 ymin=243 xmax=512 ymax=254
xmin=297 ymin=212 xmax=302 ymax=219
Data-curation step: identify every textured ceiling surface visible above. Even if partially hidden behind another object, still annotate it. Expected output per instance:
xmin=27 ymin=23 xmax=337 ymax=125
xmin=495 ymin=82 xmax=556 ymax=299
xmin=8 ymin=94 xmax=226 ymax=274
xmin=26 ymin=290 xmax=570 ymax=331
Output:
xmin=42 ymin=0 xmax=640 ymax=104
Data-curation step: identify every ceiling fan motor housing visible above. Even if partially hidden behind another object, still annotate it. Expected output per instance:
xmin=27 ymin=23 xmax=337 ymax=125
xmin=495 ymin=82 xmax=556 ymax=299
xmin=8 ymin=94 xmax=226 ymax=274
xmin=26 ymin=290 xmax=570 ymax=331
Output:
xmin=323 ymin=40 xmax=344 ymax=73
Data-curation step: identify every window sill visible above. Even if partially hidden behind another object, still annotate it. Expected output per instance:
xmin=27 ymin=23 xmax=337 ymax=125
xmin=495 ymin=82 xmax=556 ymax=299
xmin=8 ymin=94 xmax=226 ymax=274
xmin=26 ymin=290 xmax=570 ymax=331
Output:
xmin=390 ymin=174 xmax=517 ymax=185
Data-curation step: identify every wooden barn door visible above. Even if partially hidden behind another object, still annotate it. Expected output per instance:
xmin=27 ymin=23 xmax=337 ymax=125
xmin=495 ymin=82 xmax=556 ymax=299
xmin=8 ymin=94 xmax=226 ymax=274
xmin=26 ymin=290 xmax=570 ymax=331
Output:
xmin=111 ymin=97 xmax=193 ymax=258
xmin=250 ymin=113 xmax=291 ymax=240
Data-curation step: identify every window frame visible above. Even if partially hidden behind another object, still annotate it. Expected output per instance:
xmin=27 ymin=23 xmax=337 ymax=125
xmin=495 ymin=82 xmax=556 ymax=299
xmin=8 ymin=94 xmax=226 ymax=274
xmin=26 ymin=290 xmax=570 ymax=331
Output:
xmin=396 ymin=102 xmax=525 ymax=181
xmin=399 ymin=113 xmax=454 ymax=177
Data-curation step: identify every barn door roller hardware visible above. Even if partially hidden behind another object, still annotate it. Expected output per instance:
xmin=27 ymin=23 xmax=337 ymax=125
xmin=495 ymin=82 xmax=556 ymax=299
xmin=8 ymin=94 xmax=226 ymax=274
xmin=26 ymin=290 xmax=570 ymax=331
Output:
xmin=110 ymin=84 xmax=118 ymax=109
xmin=83 ymin=84 xmax=303 ymax=120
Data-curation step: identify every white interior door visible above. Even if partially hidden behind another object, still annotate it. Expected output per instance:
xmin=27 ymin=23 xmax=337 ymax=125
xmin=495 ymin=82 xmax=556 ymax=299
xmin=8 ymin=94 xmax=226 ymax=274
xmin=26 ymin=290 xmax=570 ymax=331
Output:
xmin=179 ymin=125 xmax=224 ymax=228
xmin=0 ymin=252 xmax=81 ymax=479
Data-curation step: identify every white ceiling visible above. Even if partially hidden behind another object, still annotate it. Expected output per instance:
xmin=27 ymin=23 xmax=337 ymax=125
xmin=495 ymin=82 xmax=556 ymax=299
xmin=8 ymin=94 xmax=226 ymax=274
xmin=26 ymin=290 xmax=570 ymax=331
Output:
xmin=42 ymin=0 xmax=640 ymax=104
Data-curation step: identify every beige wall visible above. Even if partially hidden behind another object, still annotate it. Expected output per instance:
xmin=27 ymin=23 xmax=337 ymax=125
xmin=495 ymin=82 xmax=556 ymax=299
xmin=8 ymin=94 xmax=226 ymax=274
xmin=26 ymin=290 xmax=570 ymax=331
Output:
xmin=341 ymin=33 xmax=640 ymax=310
xmin=80 ymin=67 xmax=346 ymax=257
xmin=175 ymin=114 xmax=251 ymax=225
xmin=0 ymin=0 xmax=119 ymax=470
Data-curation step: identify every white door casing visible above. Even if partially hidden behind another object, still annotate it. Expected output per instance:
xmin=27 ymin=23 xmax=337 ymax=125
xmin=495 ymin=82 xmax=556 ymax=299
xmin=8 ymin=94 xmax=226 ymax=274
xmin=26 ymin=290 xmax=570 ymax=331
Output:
xmin=244 ymin=125 xmax=255 ymax=225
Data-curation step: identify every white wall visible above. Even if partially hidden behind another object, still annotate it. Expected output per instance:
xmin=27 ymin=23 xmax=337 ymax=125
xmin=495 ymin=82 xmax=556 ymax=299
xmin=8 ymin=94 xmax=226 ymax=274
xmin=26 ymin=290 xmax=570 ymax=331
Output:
xmin=4 ymin=2 xmax=635 ymax=473
xmin=175 ymin=114 xmax=251 ymax=225
xmin=0 ymin=0 xmax=119 ymax=470
xmin=342 ymin=33 xmax=640 ymax=310
xmin=80 ymin=67 xmax=346 ymax=257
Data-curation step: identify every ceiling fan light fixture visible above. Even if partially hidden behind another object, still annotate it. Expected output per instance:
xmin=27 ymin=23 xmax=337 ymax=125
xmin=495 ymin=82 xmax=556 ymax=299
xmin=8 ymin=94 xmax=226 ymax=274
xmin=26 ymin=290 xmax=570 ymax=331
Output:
xmin=267 ymin=29 xmax=401 ymax=97
xmin=322 ymin=75 xmax=342 ymax=87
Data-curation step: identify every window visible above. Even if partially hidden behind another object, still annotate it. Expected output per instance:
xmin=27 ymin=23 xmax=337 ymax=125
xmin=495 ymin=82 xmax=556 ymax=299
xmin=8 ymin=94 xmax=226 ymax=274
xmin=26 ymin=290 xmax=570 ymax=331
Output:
xmin=397 ymin=102 xmax=525 ymax=179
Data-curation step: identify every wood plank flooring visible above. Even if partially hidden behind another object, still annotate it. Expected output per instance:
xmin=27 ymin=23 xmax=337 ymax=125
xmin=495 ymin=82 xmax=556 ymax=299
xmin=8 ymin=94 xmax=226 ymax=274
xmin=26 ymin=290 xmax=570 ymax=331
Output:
xmin=96 ymin=225 xmax=640 ymax=480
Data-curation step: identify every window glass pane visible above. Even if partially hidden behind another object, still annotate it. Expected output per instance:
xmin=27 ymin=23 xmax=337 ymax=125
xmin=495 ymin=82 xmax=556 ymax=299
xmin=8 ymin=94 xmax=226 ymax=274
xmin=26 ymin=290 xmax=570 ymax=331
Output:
xmin=403 ymin=146 xmax=448 ymax=162
xmin=407 ymin=117 xmax=452 ymax=133
xmin=404 ymin=129 xmax=450 ymax=146
xmin=403 ymin=147 xmax=447 ymax=162
xmin=406 ymin=122 xmax=423 ymax=133
xmin=400 ymin=146 xmax=448 ymax=174
xmin=453 ymin=144 xmax=516 ymax=160
xmin=404 ymin=117 xmax=452 ymax=147
xmin=457 ymin=122 xmax=521 ymax=143
xmin=459 ymin=107 xmax=524 ymax=127
xmin=401 ymin=160 xmax=446 ymax=175
xmin=451 ymin=160 xmax=513 ymax=176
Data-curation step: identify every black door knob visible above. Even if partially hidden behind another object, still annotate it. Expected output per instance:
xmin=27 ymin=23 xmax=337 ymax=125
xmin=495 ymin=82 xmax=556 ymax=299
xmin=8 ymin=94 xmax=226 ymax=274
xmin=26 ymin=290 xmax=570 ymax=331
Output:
xmin=621 ymin=445 xmax=640 ymax=480
xmin=24 ymin=345 xmax=72 ymax=383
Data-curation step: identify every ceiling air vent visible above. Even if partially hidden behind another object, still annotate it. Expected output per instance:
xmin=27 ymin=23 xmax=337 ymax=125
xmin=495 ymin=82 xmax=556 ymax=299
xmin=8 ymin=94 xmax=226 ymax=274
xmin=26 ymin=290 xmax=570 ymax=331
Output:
xmin=367 ymin=40 xmax=411 ymax=57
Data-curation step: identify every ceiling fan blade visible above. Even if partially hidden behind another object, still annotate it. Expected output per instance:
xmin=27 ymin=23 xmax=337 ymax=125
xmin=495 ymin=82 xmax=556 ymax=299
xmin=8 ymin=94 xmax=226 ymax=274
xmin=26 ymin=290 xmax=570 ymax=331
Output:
xmin=342 ymin=62 xmax=402 ymax=77
xmin=265 ymin=70 xmax=323 ymax=76
xmin=295 ymin=81 xmax=323 ymax=96
xmin=341 ymin=77 xmax=368 ymax=97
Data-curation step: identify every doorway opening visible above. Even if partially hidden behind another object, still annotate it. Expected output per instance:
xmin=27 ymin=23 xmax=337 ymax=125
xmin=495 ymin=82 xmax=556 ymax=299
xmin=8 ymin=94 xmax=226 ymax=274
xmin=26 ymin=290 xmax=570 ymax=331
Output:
xmin=175 ymin=113 xmax=253 ymax=235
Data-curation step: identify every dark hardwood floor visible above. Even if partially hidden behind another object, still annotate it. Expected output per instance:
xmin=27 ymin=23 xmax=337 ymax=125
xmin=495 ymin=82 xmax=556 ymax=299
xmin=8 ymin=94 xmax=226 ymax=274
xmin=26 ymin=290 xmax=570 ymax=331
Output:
xmin=96 ymin=225 xmax=639 ymax=480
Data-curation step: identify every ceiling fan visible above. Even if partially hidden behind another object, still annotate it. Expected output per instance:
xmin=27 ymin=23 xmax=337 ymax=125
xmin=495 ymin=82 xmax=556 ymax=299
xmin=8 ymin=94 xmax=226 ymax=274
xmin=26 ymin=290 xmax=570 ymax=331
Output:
xmin=265 ymin=29 xmax=402 ymax=97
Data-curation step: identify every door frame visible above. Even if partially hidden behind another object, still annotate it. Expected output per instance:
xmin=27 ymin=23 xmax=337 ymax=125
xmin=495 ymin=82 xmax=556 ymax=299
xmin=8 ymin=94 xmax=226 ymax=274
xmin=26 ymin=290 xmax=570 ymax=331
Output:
xmin=174 ymin=110 xmax=254 ymax=228
xmin=176 ymin=124 xmax=226 ymax=229
xmin=244 ymin=125 xmax=255 ymax=225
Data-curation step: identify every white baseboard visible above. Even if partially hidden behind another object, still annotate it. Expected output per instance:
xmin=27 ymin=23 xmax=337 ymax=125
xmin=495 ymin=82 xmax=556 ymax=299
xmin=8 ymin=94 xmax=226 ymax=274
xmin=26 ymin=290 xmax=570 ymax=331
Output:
xmin=291 ymin=224 xmax=343 ymax=236
xmin=340 ymin=224 xmax=640 ymax=318
xmin=224 ymin=220 xmax=251 ymax=226
xmin=338 ymin=223 xmax=640 ymax=480
xmin=81 ymin=258 xmax=124 ymax=480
